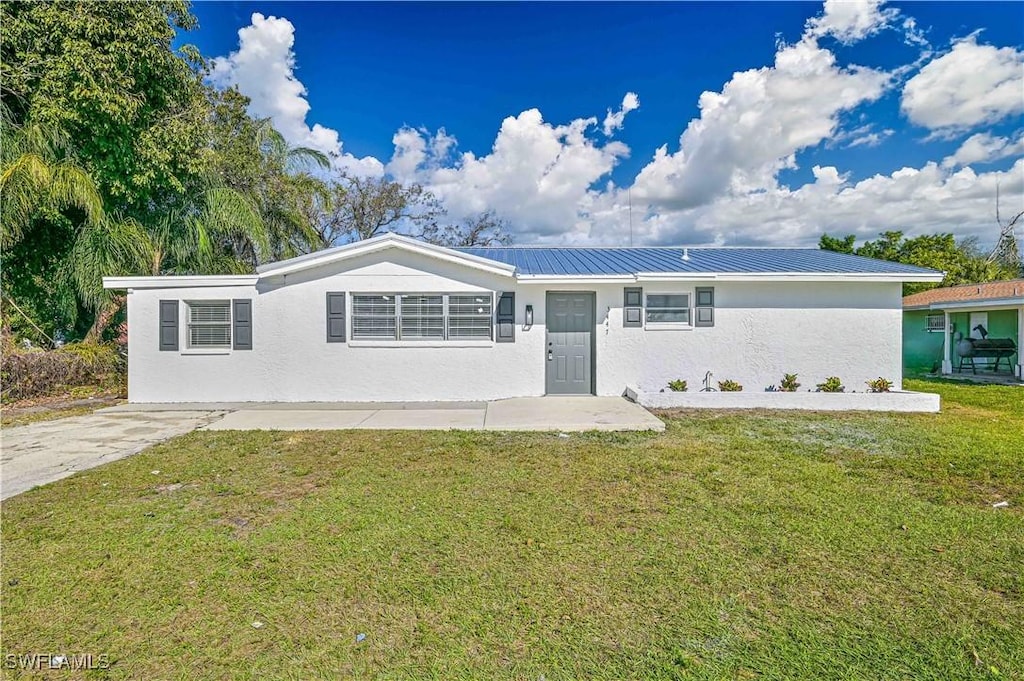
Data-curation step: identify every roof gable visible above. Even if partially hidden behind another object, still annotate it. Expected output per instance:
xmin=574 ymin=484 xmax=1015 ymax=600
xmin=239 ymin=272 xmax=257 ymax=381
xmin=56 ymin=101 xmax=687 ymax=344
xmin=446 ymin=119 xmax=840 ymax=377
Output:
xmin=256 ymin=233 xmax=517 ymax=279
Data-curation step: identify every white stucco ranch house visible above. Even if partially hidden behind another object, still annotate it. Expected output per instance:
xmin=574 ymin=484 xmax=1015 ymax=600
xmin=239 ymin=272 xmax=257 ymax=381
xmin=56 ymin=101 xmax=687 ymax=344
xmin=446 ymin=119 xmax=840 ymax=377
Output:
xmin=103 ymin=233 xmax=944 ymax=405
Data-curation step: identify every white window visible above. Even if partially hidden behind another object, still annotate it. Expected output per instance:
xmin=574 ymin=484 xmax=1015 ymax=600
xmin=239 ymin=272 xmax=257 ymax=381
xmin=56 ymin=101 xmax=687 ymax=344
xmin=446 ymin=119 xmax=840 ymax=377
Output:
xmin=926 ymin=313 xmax=945 ymax=332
xmin=448 ymin=294 xmax=493 ymax=339
xmin=646 ymin=293 xmax=690 ymax=325
xmin=186 ymin=300 xmax=231 ymax=348
xmin=351 ymin=293 xmax=493 ymax=341
xmin=400 ymin=294 xmax=444 ymax=340
xmin=352 ymin=294 xmax=397 ymax=339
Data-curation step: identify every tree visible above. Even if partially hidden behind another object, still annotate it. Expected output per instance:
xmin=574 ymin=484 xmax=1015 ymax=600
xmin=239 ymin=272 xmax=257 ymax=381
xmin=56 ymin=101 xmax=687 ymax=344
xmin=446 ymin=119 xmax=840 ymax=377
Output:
xmin=0 ymin=110 xmax=108 ymax=341
xmin=817 ymin=233 xmax=855 ymax=255
xmin=207 ymin=88 xmax=330 ymax=261
xmin=2 ymin=1 xmax=216 ymax=342
xmin=72 ymin=186 xmax=270 ymax=341
xmin=313 ymin=174 xmax=444 ymax=246
xmin=820 ymin=230 xmax=1019 ymax=295
xmin=1 ymin=1 xmax=212 ymax=220
xmin=419 ymin=211 xmax=513 ymax=247
xmin=0 ymin=107 xmax=103 ymax=249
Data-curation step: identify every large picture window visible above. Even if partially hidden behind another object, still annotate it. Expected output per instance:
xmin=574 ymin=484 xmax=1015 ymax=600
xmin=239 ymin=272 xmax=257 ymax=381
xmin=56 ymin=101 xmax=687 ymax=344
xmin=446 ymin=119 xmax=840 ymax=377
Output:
xmin=186 ymin=300 xmax=231 ymax=348
xmin=351 ymin=293 xmax=493 ymax=341
xmin=645 ymin=293 xmax=690 ymax=325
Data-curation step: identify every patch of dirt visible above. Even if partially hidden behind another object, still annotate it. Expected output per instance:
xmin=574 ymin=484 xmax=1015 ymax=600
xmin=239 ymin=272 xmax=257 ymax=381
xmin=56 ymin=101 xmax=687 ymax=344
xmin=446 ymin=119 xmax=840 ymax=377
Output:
xmin=154 ymin=483 xmax=194 ymax=494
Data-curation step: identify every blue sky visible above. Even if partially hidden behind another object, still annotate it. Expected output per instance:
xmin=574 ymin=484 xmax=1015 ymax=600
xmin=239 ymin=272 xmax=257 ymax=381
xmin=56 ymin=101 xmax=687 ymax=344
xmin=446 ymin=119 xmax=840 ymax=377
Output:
xmin=184 ymin=1 xmax=1024 ymax=247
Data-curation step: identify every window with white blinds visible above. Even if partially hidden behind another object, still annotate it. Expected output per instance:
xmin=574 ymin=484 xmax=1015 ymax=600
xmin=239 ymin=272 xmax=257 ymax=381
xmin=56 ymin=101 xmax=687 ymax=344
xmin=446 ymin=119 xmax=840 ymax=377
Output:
xmin=352 ymin=295 xmax=397 ymax=339
xmin=400 ymin=295 xmax=444 ymax=339
xmin=351 ymin=293 xmax=493 ymax=341
xmin=448 ymin=294 xmax=493 ymax=339
xmin=186 ymin=300 xmax=231 ymax=348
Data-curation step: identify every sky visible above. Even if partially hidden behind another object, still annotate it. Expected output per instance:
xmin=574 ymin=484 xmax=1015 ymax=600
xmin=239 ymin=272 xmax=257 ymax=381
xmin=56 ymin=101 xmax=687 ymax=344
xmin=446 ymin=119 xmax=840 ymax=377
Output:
xmin=183 ymin=0 xmax=1024 ymax=248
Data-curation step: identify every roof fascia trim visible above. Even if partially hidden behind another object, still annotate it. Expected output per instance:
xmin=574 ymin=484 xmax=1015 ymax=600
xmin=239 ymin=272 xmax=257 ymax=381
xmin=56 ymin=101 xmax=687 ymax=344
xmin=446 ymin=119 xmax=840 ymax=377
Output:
xmin=103 ymin=275 xmax=258 ymax=290
xmin=257 ymin=233 xmax=517 ymax=279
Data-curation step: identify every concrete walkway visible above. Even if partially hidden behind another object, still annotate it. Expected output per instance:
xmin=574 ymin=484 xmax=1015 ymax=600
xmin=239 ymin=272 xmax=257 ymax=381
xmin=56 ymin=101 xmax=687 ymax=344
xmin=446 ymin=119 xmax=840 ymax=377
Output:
xmin=1 ymin=411 xmax=224 ymax=500
xmin=101 ymin=396 xmax=665 ymax=432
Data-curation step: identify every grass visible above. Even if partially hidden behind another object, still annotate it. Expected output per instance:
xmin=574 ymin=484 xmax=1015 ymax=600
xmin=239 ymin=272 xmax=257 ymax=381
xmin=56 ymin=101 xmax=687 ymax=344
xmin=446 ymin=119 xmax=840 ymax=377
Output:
xmin=1 ymin=379 xmax=1021 ymax=679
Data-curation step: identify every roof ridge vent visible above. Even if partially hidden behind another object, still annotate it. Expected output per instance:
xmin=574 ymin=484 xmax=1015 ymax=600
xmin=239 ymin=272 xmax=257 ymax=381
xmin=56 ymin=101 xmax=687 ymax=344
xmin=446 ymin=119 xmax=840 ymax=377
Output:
xmin=682 ymin=247 xmax=690 ymax=261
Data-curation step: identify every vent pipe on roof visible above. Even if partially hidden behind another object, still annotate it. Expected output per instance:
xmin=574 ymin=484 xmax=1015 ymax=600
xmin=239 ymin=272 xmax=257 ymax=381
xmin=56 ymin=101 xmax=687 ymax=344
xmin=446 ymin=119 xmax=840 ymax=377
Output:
xmin=682 ymin=247 xmax=690 ymax=261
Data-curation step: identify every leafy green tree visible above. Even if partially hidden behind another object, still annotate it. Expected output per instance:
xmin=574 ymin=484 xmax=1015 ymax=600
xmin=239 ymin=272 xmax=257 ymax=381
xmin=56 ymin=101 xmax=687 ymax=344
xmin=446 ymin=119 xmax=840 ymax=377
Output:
xmin=820 ymin=230 xmax=1019 ymax=295
xmin=207 ymin=88 xmax=330 ymax=261
xmin=817 ymin=233 xmax=855 ymax=255
xmin=1 ymin=0 xmax=212 ymax=218
xmin=0 ymin=108 xmax=102 ymax=249
xmin=76 ymin=187 xmax=270 ymax=340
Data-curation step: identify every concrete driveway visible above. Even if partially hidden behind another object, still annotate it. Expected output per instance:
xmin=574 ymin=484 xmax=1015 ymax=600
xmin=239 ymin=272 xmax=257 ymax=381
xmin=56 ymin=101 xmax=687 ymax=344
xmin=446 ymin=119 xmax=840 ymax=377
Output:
xmin=2 ymin=397 xmax=662 ymax=500
xmin=1 ymin=411 xmax=223 ymax=500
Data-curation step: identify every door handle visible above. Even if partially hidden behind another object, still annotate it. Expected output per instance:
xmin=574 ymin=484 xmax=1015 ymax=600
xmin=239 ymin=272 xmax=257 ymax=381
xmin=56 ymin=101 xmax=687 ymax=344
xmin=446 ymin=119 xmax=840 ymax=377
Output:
xmin=547 ymin=350 xmax=553 ymax=361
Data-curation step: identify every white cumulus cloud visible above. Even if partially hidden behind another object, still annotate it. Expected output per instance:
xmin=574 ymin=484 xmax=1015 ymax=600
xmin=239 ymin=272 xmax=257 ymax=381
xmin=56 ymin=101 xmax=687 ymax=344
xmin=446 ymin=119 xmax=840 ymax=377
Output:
xmin=386 ymin=108 xmax=632 ymax=240
xmin=602 ymin=92 xmax=640 ymax=136
xmin=210 ymin=13 xmax=383 ymax=177
xmin=805 ymin=0 xmax=899 ymax=44
xmin=901 ymin=37 xmax=1024 ymax=134
xmin=942 ymin=132 xmax=1024 ymax=169
xmin=630 ymin=33 xmax=892 ymax=208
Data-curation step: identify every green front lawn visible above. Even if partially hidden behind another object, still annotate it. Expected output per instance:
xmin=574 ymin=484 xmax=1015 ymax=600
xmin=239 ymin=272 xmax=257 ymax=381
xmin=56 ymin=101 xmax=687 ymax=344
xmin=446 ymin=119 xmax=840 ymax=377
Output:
xmin=2 ymin=379 xmax=1022 ymax=679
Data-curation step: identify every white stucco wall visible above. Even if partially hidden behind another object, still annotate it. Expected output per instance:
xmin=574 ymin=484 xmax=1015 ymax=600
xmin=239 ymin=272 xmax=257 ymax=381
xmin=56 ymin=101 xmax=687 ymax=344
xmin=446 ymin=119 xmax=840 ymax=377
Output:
xmin=587 ymin=280 xmax=904 ymax=396
xmin=125 ymin=250 xmax=905 ymax=402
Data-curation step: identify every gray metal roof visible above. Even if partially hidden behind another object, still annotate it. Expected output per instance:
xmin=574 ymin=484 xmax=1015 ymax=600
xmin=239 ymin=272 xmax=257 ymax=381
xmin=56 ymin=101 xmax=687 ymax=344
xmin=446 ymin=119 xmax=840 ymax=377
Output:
xmin=455 ymin=247 xmax=940 ymax=276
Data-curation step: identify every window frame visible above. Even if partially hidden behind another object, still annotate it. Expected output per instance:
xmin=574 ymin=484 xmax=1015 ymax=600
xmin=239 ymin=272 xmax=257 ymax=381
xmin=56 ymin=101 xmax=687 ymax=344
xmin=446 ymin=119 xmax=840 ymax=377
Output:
xmin=350 ymin=292 xmax=495 ymax=342
xmin=644 ymin=291 xmax=693 ymax=329
xmin=925 ymin=313 xmax=945 ymax=333
xmin=184 ymin=299 xmax=232 ymax=350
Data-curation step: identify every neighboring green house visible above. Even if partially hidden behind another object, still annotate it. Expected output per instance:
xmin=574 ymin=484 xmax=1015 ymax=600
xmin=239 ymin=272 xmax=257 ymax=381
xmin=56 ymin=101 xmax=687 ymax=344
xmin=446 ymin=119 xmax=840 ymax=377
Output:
xmin=903 ymin=279 xmax=1023 ymax=378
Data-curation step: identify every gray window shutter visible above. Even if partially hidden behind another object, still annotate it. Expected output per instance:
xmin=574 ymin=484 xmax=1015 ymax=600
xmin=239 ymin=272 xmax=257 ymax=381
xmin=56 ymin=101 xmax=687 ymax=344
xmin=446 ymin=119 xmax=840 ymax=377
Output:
xmin=326 ymin=292 xmax=346 ymax=342
xmin=496 ymin=292 xmax=515 ymax=342
xmin=624 ymin=287 xmax=643 ymax=327
xmin=233 ymin=299 xmax=253 ymax=350
xmin=159 ymin=300 xmax=178 ymax=351
xmin=695 ymin=286 xmax=715 ymax=327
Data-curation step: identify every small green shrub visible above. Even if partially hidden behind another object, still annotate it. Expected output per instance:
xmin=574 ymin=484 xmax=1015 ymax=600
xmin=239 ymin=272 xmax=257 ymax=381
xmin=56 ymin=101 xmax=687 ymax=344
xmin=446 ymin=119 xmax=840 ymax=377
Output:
xmin=1 ymin=340 xmax=125 ymax=402
xmin=718 ymin=379 xmax=743 ymax=392
xmin=866 ymin=377 xmax=893 ymax=393
xmin=779 ymin=373 xmax=800 ymax=392
xmin=667 ymin=379 xmax=688 ymax=392
xmin=816 ymin=376 xmax=845 ymax=393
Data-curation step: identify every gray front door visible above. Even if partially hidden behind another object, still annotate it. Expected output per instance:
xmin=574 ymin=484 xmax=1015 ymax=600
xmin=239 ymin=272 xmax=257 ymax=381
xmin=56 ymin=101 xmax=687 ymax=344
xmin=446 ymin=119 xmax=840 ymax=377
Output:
xmin=546 ymin=292 xmax=594 ymax=395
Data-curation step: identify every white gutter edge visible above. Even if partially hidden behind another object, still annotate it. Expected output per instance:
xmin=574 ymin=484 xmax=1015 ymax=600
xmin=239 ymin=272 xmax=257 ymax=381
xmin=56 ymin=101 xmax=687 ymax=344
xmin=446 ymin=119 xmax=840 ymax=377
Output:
xmin=103 ymin=275 xmax=259 ymax=289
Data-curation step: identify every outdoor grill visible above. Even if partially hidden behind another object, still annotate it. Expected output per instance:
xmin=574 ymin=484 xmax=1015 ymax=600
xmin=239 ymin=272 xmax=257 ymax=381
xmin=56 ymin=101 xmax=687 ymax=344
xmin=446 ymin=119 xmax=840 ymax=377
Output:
xmin=956 ymin=336 xmax=1018 ymax=374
